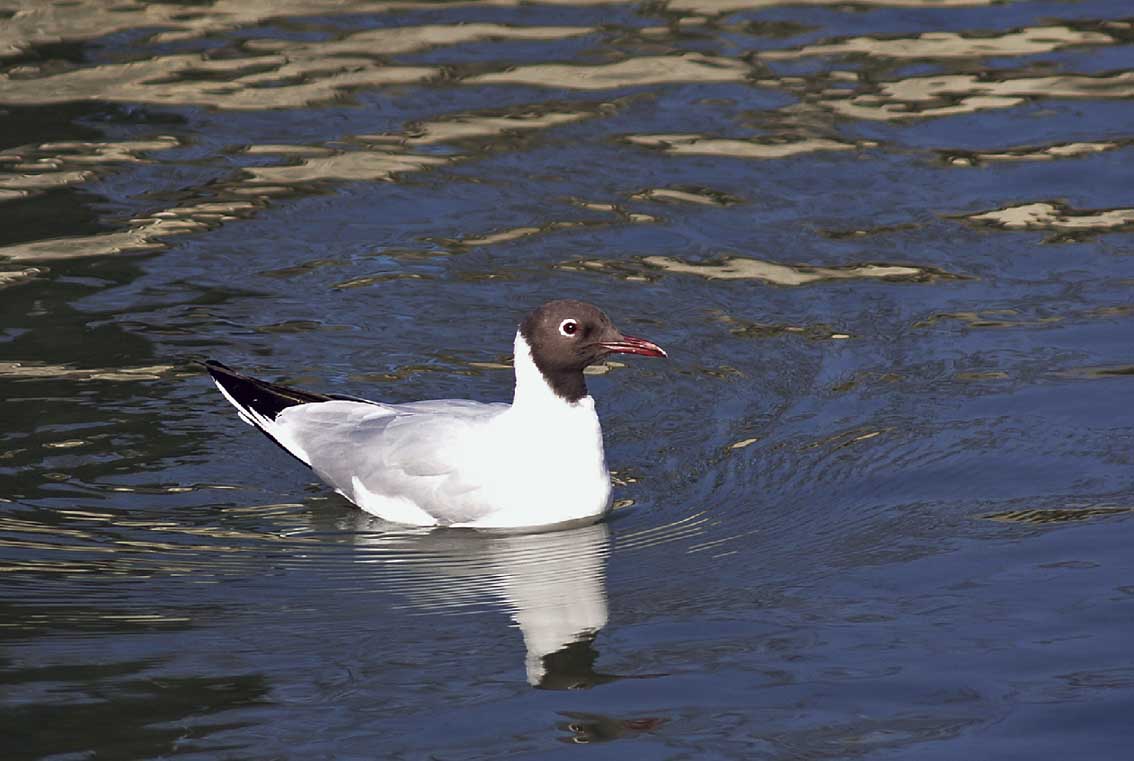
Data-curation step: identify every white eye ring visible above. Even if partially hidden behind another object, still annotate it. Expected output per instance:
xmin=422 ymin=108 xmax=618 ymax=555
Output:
xmin=559 ymin=319 xmax=579 ymax=337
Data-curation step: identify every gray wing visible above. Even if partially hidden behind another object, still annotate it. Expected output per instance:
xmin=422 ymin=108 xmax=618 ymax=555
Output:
xmin=273 ymin=398 xmax=509 ymax=523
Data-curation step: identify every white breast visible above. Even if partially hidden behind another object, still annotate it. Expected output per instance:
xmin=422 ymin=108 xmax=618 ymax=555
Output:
xmin=452 ymin=334 xmax=613 ymax=528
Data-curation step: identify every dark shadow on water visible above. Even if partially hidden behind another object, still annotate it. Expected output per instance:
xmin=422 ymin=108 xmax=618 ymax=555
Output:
xmin=0 ymin=188 xmax=117 ymax=248
xmin=2 ymin=664 xmax=271 ymax=761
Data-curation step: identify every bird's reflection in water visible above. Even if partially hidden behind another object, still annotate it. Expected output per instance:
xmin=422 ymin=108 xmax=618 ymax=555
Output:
xmin=345 ymin=514 xmax=624 ymax=688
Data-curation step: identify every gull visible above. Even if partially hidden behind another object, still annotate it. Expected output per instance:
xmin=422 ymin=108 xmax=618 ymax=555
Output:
xmin=206 ymin=300 xmax=666 ymax=529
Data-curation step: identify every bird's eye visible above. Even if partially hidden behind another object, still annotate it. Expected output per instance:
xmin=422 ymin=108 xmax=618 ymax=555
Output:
xmin=559 ymin=319 xmax=579 ymax=337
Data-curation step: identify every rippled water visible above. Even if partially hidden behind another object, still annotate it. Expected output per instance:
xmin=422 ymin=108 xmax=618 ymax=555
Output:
xmin=3 ymin=0 xmax=1134 ymax=757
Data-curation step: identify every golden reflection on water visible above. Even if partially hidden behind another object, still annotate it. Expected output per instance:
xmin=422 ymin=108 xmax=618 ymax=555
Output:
xmin=0 ymin=0 xmax=1016 ymax=64
xmin=0 ymin=361 xmax=179 ymax=381
xmin=942 ymin=142 xmax=1123 ymax=166
xmin=0 ymin=267 xmax=42 ymax=288
xmin=467 ymin=53 xmax=750 ymax=90
xmin=400 ymin=110 xmax=593 ymax=146
xmin=762 ymin=25 xmax=1115 ymax=61
xmin=1 ymin=0 xmax=1130 ymax=274
xmin=242 ymin=150 xmax=449 ymax=185
xmin=0 ymin=103 xmax=606 ymax=263
xmin=669 ymin=0 xmax=997 ymax=12
xmin=445 ymin=196 xmax=660 ymax=250
xmin=0 ymin=0 xmax=599 ymax=55
xmin=626 ymin=134 xmax=864 ymax=159
xmin=242 ymin=22 xmax=593 ymax=58
xmin=0 ymin=169 xmax=91 ymax=198
xmin=0 ymin=199 xmax=262 ymax=262
xmin=632 ymin=187 xmax=741 ymax=206
xmin=825 ymin=72 xmax=1134 ymax=122
xmin=0 ymin=0 xmax=360 ymax=56
xmin=2 ymin=12 xmax=598 ymax=109
xmin=460 ymin=223 xmax=586 ymax=247
xmin=1 ymin=53 xmax=437 ymax=110
xmin=0 ymin=137 xmax=178 ymax=199
xmin=968 ymin=203 xmax=1134 ymax=232
xmin=564 ymin=254 xmax=952 ymax=286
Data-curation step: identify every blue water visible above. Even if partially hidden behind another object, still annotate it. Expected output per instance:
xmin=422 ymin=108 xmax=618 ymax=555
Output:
xmin=2 ymin=0 xmax=1133 ymax=758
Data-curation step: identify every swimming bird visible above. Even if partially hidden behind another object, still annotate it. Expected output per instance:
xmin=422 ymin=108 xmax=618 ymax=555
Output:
xmin=205 ymin=300 xmax=666 ymax=529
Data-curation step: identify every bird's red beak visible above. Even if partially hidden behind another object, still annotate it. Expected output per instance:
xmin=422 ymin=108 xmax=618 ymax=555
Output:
xmin=598 ymin=334 xmax=668 ymax=359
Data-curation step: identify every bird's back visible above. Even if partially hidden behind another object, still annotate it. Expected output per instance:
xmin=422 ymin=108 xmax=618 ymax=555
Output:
xmin=275 ymin=398 xmax=512 ymax=525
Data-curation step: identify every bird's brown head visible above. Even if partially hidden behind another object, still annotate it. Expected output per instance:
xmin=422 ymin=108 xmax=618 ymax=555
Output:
xmin=519 ymin=300 xmax=666 ymax=402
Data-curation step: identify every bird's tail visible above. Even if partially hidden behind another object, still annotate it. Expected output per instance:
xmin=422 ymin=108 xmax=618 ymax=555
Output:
xmin=205 ymin=360 xmax=330 ymax=419
xmin=203 ymin=360 xmax=331 ymax=466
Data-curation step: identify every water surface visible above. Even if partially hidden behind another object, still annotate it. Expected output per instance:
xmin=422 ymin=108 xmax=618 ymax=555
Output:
xmin=2 ymin=0 xmax=1133 ymax=758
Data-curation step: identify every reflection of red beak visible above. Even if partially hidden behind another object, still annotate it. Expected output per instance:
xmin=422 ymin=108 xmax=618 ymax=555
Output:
xmin=598 ymin=334 xmax=668 ymax=359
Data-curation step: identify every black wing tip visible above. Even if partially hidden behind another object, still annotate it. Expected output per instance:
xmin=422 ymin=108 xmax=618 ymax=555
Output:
xmin=204 ymin=359 xmax=332 ymax=421
xmin=203 ymin=358 xmax=236 ymax=378
xmin=203 ymin=359 xmax=316 ymax=469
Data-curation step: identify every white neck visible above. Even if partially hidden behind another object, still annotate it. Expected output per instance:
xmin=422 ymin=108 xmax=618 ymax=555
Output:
xmin=492 ymin=332 xmax=610 ymax=526
xmin=511 ymin=332 xmax=589 ymax=412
